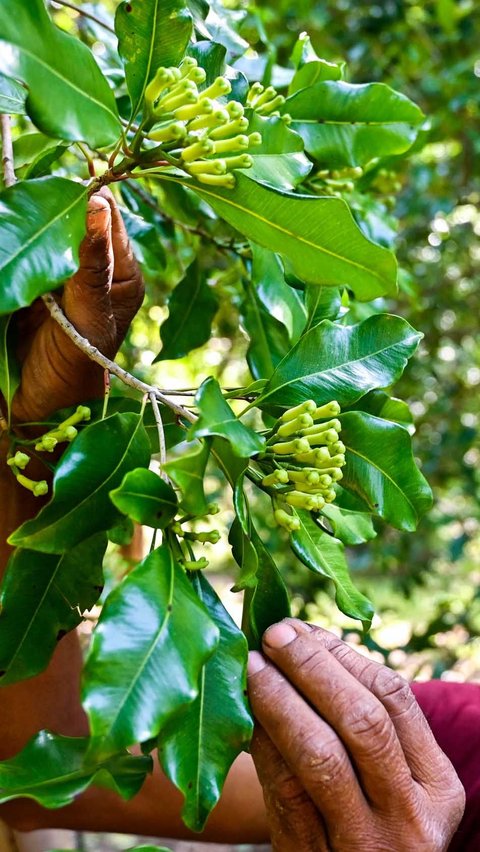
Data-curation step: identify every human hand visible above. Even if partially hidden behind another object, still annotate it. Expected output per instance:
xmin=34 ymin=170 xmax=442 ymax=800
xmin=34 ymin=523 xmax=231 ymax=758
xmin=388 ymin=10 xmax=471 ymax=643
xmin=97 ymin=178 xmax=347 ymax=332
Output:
xmin=248 ymin=619 xmax=465 ymax=851
xmin=11 ymin=187 xmax=143 ymax=423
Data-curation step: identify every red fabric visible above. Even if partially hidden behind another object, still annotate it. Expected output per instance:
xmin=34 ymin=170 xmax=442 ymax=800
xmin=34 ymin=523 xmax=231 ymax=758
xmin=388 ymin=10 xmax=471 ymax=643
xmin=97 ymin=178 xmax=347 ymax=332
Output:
xmin=412 ymin=680 xmax=480 ymax=851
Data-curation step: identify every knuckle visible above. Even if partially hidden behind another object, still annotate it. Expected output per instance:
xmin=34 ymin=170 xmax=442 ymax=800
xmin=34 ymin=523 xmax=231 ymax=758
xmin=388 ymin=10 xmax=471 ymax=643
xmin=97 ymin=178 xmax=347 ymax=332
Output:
xmin=373 ymin=667 xmax=414 ymax=710
xmin=296 ymin=731 xmax=348 ymax=784
xmin=345 ymin=698 xmax=390 ymax=742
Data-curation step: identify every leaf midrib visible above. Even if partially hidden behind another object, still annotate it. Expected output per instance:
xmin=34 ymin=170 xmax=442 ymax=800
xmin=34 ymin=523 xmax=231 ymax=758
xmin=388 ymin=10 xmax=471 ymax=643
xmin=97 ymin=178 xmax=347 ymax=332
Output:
xmin=345 ymin=444 xmax=417 ymax=519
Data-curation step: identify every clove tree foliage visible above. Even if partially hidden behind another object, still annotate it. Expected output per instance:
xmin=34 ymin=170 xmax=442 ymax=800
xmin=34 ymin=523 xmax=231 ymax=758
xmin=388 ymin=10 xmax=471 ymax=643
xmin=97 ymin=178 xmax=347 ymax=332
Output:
xmin=0 ymin=0 xmax=433 ymax=833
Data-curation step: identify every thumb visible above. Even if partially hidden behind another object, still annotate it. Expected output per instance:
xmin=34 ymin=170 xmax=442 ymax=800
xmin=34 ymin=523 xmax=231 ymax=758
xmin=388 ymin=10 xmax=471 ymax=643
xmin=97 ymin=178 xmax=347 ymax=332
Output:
xmin=62 ymin=194 xmax=116 ymax=349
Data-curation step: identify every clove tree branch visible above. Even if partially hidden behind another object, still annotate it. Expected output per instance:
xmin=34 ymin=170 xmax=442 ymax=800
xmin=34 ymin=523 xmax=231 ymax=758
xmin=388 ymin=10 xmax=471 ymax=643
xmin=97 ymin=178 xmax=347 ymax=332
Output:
xmin=1 ymin=114 xmax=16 ymax=188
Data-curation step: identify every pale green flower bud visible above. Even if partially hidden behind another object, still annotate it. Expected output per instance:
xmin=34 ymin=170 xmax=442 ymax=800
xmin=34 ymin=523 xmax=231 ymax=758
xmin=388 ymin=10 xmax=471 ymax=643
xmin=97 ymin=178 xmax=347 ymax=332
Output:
xmin=257 ymin=94 xmax=285 ymax=115
xmin=274 ymin=508 xmax=300 ymax=532
xmin=149 ymin=122 xmax=187 ymax=143
xmin=313 ymin=401 xmax=341 ymax=420
xmin=173 ymin=98 xmax=213 ymax=122
xmin=201 ymin=77 xmax=232 ymax=100
xmin=287 ymin=469 xmax=321 ymax=486
xmin=179 ymin=57 xmax=198 ymax=76
xmin=301 ymin=418 xmax=341 ymax=436
xmin=145 ymin=68 xmax=176 ymax=104
xmin=306 ymin=428 xmax=339 ymax=446
xmin=324 ymin=489 xmax=337 ymax=503
xmin=181 ymin=138 xmax=215 ymax=162
xmin=271 ymin=437 xmax=310 ymax=455
xmin=330 ymin=441 xmax=346 ymax=455
xmin=209 ymin=117 xmax=249 ymax=140
xmin=223 ymin=154 xmax=254 ymax=170
xmin=252 ymin=86 xmax=277 ymax=108
xmin=261 ymin=469 xmax=290 ymax=487
xmin=248 ymin=132 xmax=262 ymax=147
xmin=276 ymin=413 xmax=314 ymax=439
xmin=159 ymin=88 xmax=198 ymax=113
xmin=7 ymin=451 xmax=30 ymax=470
xmin=187 ymin=158 xmax=227 ymax=175
xmin=247 ymin=82 xmax=264 ymax=105
xmin=195 ymin=173 xmax=236 ymax=188
xmin=35 ymin=435 xmax=58 ymax=453
xmin=227 ymin=101 xmax=245 ymax=119
xmin=212 ymin=134 xmax=249 ymax=154
xmin=16 ymin=473 xmax=48 ymax=497
xmin=188 ymin=108 xmax=229 ymax=131
xmin=184 ymin=530 xmax=221 ymax=544
xmin=182 ymin=557 xmax=209 ymax=571
xmin=280 ymin=400 xmax=316 ymax=422
xmin=285 ymin=491 xmax=324 ymax=511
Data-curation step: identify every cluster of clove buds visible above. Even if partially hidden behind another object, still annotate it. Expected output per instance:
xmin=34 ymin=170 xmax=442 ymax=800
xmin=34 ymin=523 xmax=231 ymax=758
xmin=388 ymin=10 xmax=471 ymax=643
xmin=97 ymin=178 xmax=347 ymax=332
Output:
xmin=258 ymin=399 xmax=346 ymax=532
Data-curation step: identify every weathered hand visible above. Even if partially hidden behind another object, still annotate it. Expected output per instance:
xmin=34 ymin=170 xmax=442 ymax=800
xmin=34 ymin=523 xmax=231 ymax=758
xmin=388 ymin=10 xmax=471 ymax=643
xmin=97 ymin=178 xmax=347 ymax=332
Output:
xmin=12 ymin=187 xmax=144 ymax=423
xmin=248 ymin=619 xmax=465 ymax=851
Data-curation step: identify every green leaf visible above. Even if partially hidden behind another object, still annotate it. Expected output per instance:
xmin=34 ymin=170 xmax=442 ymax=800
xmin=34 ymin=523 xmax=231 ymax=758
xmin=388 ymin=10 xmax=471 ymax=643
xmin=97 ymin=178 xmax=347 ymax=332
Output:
xmin=82 ymin=546 xmax=219 ymax=758
xmin=188 ymin=377 xmax=265 ymax=458
xmin=289 ymin=59 xmax=343 ymax=96
xmin=285 ymin=81 xmax=425 ymax=168
xmin=241 ymin=278 xmax=290 ymax=380
xmin=303 ymin=284 xmax=342 ymax=330
xmin=0 ymin=0 xmax=120 ymax=146
xmin=0 ymin=534 xmax=106 ymax=685
xmin=290 ymin=510 xmax=374 ymax=627
xmin=0 ymin=732 xmax=152 ymax=807
xmin=188 ymin=40 xmax=226 ymax=85
xmin=350 ymin=389 xmax=413 ymax=428
xmin=174 ymin=171 xmax=397 ymax=301
xmin=14 ymin=132 xmax=67 ymax=179
xmin=0 ymin=177 xmax=87 ymax=315
xmin=9 ymin=413 xmax=151 ymax=553
xmin=257 ymin=314 xmax=422 ymax=413
xmin=244 ymin=114 xmax=312 ymax=191
xmin=244 ymin=530 xmax=291 ymax=650
xmin=250 ymin=244 xmax=306 ymax=343
xmin=159 ymin=573 xmax=252 ymax=832
xmin=229 ymin=516 xmax=258 ymax=591
xmin=0 ymin=315 xmax=20 ymax=424
xmin=321 ymin=491 xmax=377 ymax=545
xmin=116 ymin=0 xmax=193 ymax=118
xmin=155 ymin=261 xmax=218 ymax=362
xmin=163 ymin=440 xmax=211 ymax=516
xmin=0 ymin=71 xmax=26 ymax=114
xmin=110 ymin=468 xmax=178 ymax=529
xmin=339 ymin=411 xmax=433 ymax=532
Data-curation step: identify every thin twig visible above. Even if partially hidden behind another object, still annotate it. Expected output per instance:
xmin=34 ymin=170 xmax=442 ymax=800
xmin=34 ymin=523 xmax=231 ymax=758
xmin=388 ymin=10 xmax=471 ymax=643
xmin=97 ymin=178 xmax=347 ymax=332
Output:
xmin=49 ymin=0 xmax=115 ymax=34
xmin=150 ymin=391 xmax=169 ymax=481
xmin=1 ymin=114 xmax=16 ymax=188
xmin=41 ymin=293 xmax=196 ymax=424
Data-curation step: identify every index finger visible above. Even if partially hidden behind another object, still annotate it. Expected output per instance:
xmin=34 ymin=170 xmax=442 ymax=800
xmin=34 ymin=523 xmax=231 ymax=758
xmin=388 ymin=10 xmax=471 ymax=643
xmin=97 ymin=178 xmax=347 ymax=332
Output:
xmin=266 ymin=619 xmax=455 ymax=790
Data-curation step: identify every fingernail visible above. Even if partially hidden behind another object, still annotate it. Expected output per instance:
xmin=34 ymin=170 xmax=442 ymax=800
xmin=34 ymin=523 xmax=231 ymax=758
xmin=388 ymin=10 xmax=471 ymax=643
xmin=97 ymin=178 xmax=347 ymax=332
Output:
xmin=263 ymin=622 xmax=297 ymax=648
xmin=247 ymin=651 xmax=267 ymax=675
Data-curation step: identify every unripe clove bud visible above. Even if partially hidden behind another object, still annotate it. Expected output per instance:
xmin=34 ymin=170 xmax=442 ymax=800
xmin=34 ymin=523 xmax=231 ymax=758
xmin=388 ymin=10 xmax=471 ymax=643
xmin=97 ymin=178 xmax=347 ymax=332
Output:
xmin=261 ymin=469 xmax=290 ymax=487
xmin=313 ymin=401 xmax=341 ymax=420
xmin=274 ymin=508 xmax=300 ymax=532
xmin=7 ymin=451 xmax=30 ymax=470
xmin=280 ymin=400 xmax=316 ymax=422
xmin=276 ymin=414 xmax=314 ymax=439
xmin=270 ymin=437 xmax=310 ymax=455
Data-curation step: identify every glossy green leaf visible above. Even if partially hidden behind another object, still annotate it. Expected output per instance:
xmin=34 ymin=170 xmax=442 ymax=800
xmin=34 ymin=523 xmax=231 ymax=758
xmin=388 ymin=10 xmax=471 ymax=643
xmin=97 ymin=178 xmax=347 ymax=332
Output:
xmin=289 ymin=58 xmax=343 ymax=95
xmin=188 ymin=377 xmax=265 ymax=458
xmin=244 ymin=114 xmax=312 ymax=191
xmin=340 ymin=411 xmax=433 ymax=532
xmin=0 ymin=177 xmax=87 ymax=315
xmin=257 ymin=314 xmax=422 ymax=412
xmin=163 ymin=440 xmax=211 ymax=516
xmin=82 ymin=546 xmax=219 ymax=758
xmin=350 ymin=389 xmax=413 ymax=428
xmin=250 ymin=244 xmax=306 ymax=343
xmin=0 ymin=0 xmax=119 ymax=146
xmin=0 ymin=315 xmax=20 ymax=424
xmin=110 ymin=468 xmax=178 ymax=529
xmin=242 ymin=278 xmax=290 ymax=380
xmin=244 ymin=530 xmax=291 ymax=650
xmin=160 ymin=573 xmax=252 ymax=832
xmin=321 ymin=490 xmax=376 ymax=545
xmin=116 ymin=0 xmax=193 ymax=118
xmin=0 ymin=534 xmax=106 ymax=685
xmin=14 ymin=132 xmax=67 ymax=179
xmin=188 ymin=40 xmax=226 ymax=84
xmin=175 ymin=172 xmax=397 ymax=301
xmin=303 ymin=284 xmax=342 ymax=330
xmin=285 ymin=81 xmax=425 ymax=167
xmin=108 ymin=516 xmax=135 ymax=547
xmin=0 ymin=71 xmax=26 ymax=113
xmin=291 ymin=510 xmax=374 ymax=627
xmin=155 ymin=262 xmax=218 ymax=362
xmin=9 ymin=413 xmax=150 ymax=553
xmin=229 ymin=516 xmax=258 ymax=591
xmin=0 ymin=732 xmax=152 ymax=807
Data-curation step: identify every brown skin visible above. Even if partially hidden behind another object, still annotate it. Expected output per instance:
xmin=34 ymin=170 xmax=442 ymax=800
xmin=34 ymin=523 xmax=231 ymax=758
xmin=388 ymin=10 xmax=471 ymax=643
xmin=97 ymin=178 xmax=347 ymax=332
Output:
xmin=0 ymin=194 xmax=464 ymax=847
xmin=248 ymin=619 xmax=465 ymax=851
